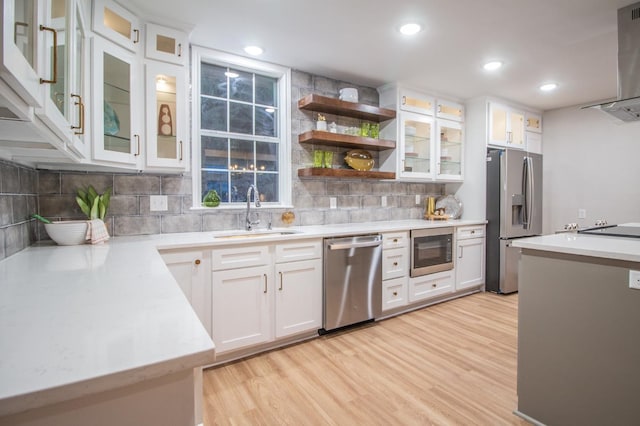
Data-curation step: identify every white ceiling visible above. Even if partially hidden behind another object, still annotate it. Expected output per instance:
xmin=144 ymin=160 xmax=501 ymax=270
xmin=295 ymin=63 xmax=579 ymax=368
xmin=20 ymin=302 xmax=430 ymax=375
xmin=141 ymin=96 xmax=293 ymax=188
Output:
xmin=127 ymin=0 xmax=634 ymax=111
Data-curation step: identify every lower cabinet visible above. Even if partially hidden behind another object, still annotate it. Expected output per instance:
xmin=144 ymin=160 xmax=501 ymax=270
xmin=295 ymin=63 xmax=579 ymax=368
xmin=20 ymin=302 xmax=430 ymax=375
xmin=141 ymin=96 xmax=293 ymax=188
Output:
xmin=211 ymin=240 xmax=322 ymax=355
xmin=409 ymin=270 xmax=455 ymax=303
xmin=381 ymin=231 xmax=409 ymax=312
xmin=455 ymin=225 xmax=486 ymax=291
xmin=382 ymin=276 xmax=408 ymax=311
xmin=161 ymin=249 xmax=212 ymax=337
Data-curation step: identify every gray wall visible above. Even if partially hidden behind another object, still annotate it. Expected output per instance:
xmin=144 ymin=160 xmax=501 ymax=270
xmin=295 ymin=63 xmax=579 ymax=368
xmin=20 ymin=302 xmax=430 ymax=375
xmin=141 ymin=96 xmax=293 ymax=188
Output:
xmin=0 ymin=71 xmax=443 ymax=260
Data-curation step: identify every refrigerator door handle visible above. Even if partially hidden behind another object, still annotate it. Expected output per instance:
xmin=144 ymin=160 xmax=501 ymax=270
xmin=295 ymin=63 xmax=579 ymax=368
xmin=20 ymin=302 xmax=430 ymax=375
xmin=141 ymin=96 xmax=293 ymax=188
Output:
xmin=527 ymin=156 xmax=534 ymax=231
xmin=522 ymin=157 xmax=529 ymax=228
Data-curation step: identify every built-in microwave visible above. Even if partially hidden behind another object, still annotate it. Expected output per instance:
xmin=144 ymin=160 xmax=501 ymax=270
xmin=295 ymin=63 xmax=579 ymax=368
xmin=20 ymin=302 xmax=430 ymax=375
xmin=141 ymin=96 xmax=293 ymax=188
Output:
xmin=410 ymin=227 xmax=454 ymax=277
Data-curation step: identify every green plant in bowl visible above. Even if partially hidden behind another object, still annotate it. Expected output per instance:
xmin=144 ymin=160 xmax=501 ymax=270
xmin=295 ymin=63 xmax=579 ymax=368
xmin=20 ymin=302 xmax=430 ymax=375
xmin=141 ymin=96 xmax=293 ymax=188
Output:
xmin=76 ymin=185 xmax=111 ymax=220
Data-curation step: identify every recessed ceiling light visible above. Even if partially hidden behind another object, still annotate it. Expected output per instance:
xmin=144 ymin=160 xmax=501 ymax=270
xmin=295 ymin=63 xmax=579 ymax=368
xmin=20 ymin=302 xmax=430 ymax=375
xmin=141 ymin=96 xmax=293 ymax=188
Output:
xmin=483 ymin=61 xmax=503 ymax=71
xmin=399 ymin=23 xmax=422 ymax=35
xmin=539 ymin=83 xmax=558 ymax=92
xmin=225 ymin=71 xmax=239 ymax=78
xmin=244 ymin=45 xmax=263 ymax=56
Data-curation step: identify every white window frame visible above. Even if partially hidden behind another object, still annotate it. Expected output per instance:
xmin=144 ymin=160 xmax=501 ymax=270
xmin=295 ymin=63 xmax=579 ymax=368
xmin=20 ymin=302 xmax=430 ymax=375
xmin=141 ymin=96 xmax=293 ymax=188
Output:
xmin=191 ymin=45 xmax=292 ymax=209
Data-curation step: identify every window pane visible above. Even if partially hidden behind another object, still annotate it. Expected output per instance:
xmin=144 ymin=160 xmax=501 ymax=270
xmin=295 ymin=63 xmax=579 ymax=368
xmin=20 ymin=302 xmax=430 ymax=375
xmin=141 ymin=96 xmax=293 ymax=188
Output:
xmin=256 ymin=142 xmax=278 ymax=171
xmin=230 ymin=172 xmax=255 ymax=202
xmin=257 ymin=173 xmax=278 ymax=202
xmin=229 ymin=139 xmax=254 ymax=171
xmin=201 ymin=97 xmax=227 ymax=131
xmin=202 ymin=170 xmax=229 ymax=203
xmin=201 ymin=136 xmax=228 ymax=169
xmin=255 ymin=106 xmax=276 ymax=137
xmin=201 ymin=63 xmax=226 ymax=97
xmin=228 ymin=70 xmax=252 ymax=102
xmin=229 ymin=102 xmax=252 ymax=134
xmin=255 ymin=75 xmax=276 ymax=106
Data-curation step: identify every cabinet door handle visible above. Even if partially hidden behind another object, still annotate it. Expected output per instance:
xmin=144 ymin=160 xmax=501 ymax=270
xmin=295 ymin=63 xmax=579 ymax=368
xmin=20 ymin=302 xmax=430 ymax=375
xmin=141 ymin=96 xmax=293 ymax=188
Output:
xmin=178 ymin=43 xmax=183 ymax=57
xmin=437 ymin=105 xmax=442 ymax=114
xmin=39 ymin=25 xmax=57 ymax=84
xmin=70 ymin=94 xmax=84 ymax=135
xmin=133 ymin=29 xmax=140 ymax=43
xmin=134 ymin=134 xmax=140 ymax=156
xmin=194 ymin=259 xmax=201 ymax=265
xmin=263 ymin=274 xmax=268 ymax=293
xmin=459 ymin=245 xmax=464 ymax=259
xmin=179 ymin=140 xmax=183 ymax=161
xmin=401 ymin=95 xmax=406 ymax=105
xmin=279 ymin=271 xmax=283 ymax=291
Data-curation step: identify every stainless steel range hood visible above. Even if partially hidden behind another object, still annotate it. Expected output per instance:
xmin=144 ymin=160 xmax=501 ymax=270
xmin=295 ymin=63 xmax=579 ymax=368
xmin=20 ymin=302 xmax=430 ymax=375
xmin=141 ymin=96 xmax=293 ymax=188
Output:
xmin=585 ymin=2 xmax=640 ymax=121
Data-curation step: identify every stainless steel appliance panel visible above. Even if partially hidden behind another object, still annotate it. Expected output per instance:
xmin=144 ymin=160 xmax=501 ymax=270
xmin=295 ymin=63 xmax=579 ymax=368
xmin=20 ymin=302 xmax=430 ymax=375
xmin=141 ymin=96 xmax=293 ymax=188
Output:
xmin=500 ymin=149 xmax=529 ymax=239
xmin=526 ymin=153 xmax=543 ymax=235
xmin=323 ymin=235 xmax=382 ymax=331
xmin=499 ymin=240 xmax=520 ymax=294
xmin=410 ymin=227 xmax=454 ymax=277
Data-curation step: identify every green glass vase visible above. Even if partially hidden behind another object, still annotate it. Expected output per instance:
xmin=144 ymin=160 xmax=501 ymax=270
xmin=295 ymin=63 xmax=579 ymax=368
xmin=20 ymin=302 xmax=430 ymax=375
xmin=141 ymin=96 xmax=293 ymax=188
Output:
xmin=203 ymin=190 xmax=221 ymax=207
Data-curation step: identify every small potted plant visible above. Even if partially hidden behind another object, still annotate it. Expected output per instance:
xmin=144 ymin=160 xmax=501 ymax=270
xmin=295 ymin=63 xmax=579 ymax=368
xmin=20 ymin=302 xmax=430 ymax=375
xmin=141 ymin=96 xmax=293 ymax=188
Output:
xmin=75 ymin=185 xmax=111 ymax=221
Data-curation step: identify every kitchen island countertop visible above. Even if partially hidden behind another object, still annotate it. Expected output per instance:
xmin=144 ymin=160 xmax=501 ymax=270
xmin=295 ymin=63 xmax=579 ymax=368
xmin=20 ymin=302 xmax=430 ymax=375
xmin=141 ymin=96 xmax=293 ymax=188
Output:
xmin=0 ymin=218 xmax=484 ymax=417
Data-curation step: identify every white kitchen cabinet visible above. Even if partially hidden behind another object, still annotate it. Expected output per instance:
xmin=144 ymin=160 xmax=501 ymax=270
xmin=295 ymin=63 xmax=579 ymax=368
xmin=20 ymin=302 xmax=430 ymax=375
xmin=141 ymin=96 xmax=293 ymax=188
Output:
xmin=383 ymin=231 xmax=409 ymax=250
xmin=399 ymin=88 xmax=435 ymax=115
xmin=161 ymin=249 xmax=212 ymax=337
xmin=489 ymin=102 xmax=525 ymax=148
xmin=526 ymin=131 xmax=542 ymax=154
xmin=455 ymin=225 xmax=485 ymax=291
xmin=91 ymin=0 xmax=140 ymax=52
xmin=275 ymin=258 xmax=322 ymax=338
xmin=145 ymin=60 xmax=187 ymax=169
xmin=382 ymin=247 xmax=407 ymax=281
xmin=382 ymin=277 xmax=408 ymax=312
xmin=409 ymin=269 xmax=454 ymax=303
xmin=525 ymin=111 xmax=542 ymax=133
xmin=381 ymin=231 xmax=409 ymax=312
xmin=211 ymin=239 xmax=322 ymax=355
xmin=436 ymin=118 xmax=463 ymax=181
xmin=437 ymin=99 xmax=464 ymax=122
xmin=212 ymin=264 xmax=272 ymax=353
xmin=37 ymin=0 xmax=90 ymax=158
xmin=398 ymin=110 xmax=435 ymax=180
xmin=145 ymin=23 xmax=188 ymax=66
xmin=91 ymin=35 xmax=143 ymax=167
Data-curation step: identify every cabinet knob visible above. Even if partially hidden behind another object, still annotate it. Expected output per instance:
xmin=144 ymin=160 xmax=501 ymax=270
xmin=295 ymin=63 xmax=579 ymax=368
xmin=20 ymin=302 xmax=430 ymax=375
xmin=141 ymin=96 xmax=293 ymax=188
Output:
xmin=393 ymin=262 xmax=398 ymax=266
xmin=194 ymin=259 xmax=201 ymax=265
xmin=393 ymin=238 xmax=398 ymax=243
xmin=393 ymin=291 xmax=398 ymax=296
xmin=432 ymin=283 xmax=437 ymax=288
xmin=471 ymin=230 xmax=475 ymax=234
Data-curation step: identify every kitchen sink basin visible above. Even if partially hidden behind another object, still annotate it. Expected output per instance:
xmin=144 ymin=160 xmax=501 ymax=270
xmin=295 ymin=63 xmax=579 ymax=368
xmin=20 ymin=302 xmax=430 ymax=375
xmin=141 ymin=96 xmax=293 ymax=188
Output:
xmin=213 ymin=230 xmax=300 ymax=239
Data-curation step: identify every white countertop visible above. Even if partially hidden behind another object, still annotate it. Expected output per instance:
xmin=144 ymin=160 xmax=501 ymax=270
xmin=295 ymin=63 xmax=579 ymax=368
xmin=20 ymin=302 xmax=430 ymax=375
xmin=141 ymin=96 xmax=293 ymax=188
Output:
xmin=0 ymin=219 xmax=484 ymax=416
xmin=512 ymin=232 xmax=640 ymax=263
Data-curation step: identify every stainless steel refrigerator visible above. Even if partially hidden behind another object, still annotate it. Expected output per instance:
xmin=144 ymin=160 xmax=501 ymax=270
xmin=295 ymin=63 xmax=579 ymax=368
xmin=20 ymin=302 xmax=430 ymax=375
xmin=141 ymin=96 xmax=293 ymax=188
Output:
xmin=486 ymin=148 xmax=542 ymax=293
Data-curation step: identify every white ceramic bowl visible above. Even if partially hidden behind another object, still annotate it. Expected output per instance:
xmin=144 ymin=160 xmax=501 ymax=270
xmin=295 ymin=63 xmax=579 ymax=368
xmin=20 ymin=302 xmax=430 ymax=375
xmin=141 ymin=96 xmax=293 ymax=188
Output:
xmin=339 ymin=87 xmax=358 ymax=103
xmin=44 ymin=221 xmax=88 ymax=246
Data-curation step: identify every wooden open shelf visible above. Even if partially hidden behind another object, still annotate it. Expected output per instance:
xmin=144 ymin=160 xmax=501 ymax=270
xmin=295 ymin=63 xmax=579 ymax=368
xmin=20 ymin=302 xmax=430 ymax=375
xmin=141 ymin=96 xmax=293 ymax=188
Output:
xmin=298 ymin=168 xmax=396 ymax=179
xmin=298 ymin=130 xmax=395 ymax=151
xmin=298 ymin=94 xmax=396 ymax=122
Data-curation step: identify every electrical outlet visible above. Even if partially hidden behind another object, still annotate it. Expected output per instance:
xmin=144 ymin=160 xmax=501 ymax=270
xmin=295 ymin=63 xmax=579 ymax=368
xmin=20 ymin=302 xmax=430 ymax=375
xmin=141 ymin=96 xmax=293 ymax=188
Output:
xmin=578 ymin=208 xmax=586 ymax=219
xmin=381 ymin=196 xmax=387 ymax=207
xmin=329 ymin=197 xmax=337 ymax=209
xmin=150 ymin=195 xmax=168 ymax=211
xmin=629 ymin=270 xmax=640 ymax=290
xmin=415 ymin=194 xmax=421 ymax=205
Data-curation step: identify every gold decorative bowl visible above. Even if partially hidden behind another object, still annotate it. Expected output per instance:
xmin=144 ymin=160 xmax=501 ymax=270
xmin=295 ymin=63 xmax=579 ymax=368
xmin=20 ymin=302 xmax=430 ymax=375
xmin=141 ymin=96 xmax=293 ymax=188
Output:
xmin=345 ymin=149 xmax=374 ymax=171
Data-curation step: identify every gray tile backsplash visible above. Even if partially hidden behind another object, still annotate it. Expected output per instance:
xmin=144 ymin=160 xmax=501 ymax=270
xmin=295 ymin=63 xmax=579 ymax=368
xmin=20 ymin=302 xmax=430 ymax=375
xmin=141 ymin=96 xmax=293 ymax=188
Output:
xmin=0 ymin=70 xmax=444 ymax=260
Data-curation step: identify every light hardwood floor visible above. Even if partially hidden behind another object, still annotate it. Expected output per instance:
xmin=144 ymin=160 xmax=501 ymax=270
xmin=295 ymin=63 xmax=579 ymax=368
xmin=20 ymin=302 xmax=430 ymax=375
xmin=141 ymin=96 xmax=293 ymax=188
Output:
xmin=203 ymin=292 xmax=527 ymax=425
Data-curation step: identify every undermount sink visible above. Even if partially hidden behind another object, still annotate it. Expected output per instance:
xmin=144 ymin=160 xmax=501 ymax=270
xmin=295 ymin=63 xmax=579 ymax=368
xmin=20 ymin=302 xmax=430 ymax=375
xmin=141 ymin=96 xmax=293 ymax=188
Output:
xmin=213 ymin=229 xmax=300 ymax=239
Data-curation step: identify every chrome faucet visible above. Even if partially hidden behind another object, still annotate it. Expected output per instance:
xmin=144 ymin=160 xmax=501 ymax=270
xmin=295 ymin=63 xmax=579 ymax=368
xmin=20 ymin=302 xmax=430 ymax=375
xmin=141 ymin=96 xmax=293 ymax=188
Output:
xmin=245 ymin=184 xmax=261 ymax=230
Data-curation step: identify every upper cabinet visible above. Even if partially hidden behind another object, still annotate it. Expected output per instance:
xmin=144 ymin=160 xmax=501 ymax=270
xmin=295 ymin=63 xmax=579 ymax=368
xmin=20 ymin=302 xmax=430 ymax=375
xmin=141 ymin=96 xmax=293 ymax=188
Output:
xmin=91 ymin=0 xmax=140 ymax=52
xmin=525 ymin=111 xmax=542 ymax=133
xmin=488 ymin=102 xmax=525 ymax=149
xmin=145 ymin=23 xmax=188 ymax=66
xmin=378 ymin=84 xmax=464 ymax=182
xmin=91 ymin=36 xmax=142 ymax=166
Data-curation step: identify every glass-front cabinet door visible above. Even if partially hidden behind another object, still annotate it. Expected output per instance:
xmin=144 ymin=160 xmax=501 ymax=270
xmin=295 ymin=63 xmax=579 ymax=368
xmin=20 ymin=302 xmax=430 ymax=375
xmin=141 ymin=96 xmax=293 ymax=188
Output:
xmin=436 ymin=119 xmax=463 ymax=181
xmin=1 ymin=0 xmax=47 ymax=108
xmin=399 ymin=89 xmax=434 ymax=115
xmin=145 ymin=61 xmax=187 ymax=169
xmin=91 ymin=0 xmax=140 ymax=52
xmin=145 ymin=23 xmax=188 ymax=66
xmin=489 ymin=102 xmax=525 ymax=149
xmin=437 ymin=99 xmax=464 ymax=122
xmin=399 ymin=111 xmax=434 ymax=179
xmin=92 ymin=37 xmax=141 ymax=166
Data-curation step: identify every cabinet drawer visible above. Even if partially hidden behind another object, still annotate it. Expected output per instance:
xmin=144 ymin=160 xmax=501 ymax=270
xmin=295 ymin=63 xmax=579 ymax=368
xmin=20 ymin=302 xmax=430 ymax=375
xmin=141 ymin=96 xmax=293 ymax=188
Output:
xmin=382 ymin=277 xmax=408 ymax=311
xmin=382 ymin=247 xmax=408 ymax=280
xmin=456 ymin=225 xmax=485 ymax=240
xmin=409 ymin=270 xmax=454 ymax=303
xmin=383 ymin=231 xmax=409 ymax=249
xmin=212 ymin=245 xmax=270 ymax=271
xmin=275 ymin=240 xmax=322 ymax=263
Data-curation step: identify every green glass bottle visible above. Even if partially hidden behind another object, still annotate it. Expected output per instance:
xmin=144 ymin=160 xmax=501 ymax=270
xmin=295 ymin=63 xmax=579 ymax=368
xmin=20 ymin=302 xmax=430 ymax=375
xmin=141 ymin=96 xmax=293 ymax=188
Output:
xmin=203 ymin=190 xmax=221 ymax=207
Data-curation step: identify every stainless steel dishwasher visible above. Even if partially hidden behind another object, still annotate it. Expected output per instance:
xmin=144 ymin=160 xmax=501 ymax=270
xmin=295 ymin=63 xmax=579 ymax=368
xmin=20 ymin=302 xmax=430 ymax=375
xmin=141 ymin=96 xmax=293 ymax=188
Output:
xmin=322 ymin=234 xmax=382 ymax=332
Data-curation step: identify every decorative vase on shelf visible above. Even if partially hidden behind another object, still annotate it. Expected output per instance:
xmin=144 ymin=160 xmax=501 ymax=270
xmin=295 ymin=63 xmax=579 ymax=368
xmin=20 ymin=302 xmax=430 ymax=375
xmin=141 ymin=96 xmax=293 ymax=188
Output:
xmin=203 ymin=190 xmax=221 ymax=207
